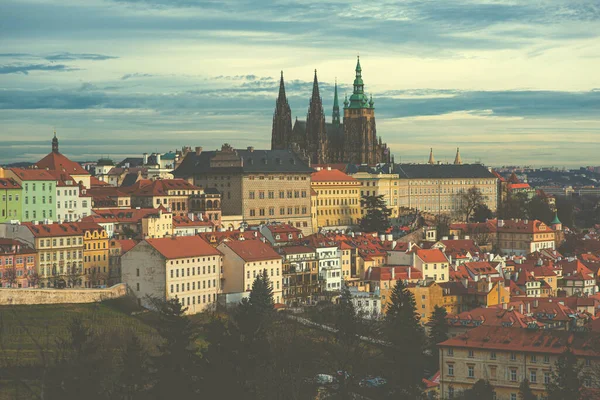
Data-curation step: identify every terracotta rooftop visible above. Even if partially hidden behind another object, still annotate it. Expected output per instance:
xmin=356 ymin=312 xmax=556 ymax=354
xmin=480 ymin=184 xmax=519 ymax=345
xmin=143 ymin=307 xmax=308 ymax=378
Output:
xmin=446 ymin=307 xmax=540 ymax=329
xmin=92 ymin=207 xmax=169 ymax=223
xmin=220 ymin=239 xmax=281 ymax=262
xmin=35 ymin=151 xmax=89 ymax=176
xmin=415 ymin=248 xmax=448 ymax=264
xmin=145 ymin=236 xmax=221 ymax=259
xmin=172 ymin=215 xmax=214 ymax=228
xmin=311 ymin=168 xmax=358 ymax=183
xmin=0 ymin=178 xmax=22 ymax=189
xmin=497 ymin=219 xmax=554 ymax=234
xmin=123 ymin=179 xmax=202 ymax=196
xmin=365 ymin=265 xmax=422 ymax=281
xmin=10 ymin=168 xmax=56 ymax=181
xmin=279 ymin=245 xmax=316 ymax=255
xmin=110 ymin=239 xmax=138 ymax=254
xmin=23 ymin=222 xmax=84 ymax=238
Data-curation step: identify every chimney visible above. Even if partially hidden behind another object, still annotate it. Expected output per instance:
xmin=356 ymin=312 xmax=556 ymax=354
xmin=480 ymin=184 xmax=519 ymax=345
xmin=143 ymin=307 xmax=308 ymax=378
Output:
xmin=526 ymin=302 xmax=531 ymax=314
xmin=327 ymin=166 xmax=331 ymax=171
xmin=379 ymin=234 xmax=385 ymax=241
xmin=452 ymin=235 xmax=458 ymax=240
xmin=143 ymin=153 xmax=148 ymax=164
xmin=442 ymin=236 xmax=448 ymax=241
xmin=195 ymin=146 xmax=203 ymax=155
xmin=408 ymin=267 xmax=411 ymax=280
xmin=247 ymin=146 xmax=254 ymax=152
xmin=464 ymin=235 xmax=470 ymax=240
xmin=533 ymin=299 xmax=539 ymax=308
xmin=392 ymin=268 xmax=395 ymax=280
xmin=188 ymin=212 xmax=194 ymax=221
xmin=519 ymin=304 xmax=524 ymax=314
xmin=503 ymin=302 xmax=508 ymax=309
xmin=156 ymin=153 xmax=161 ymax=165
xmin=392 ymin=240 xmax=397 ymax=249
xmin=386 ymin=234 xmax=393 ymax=241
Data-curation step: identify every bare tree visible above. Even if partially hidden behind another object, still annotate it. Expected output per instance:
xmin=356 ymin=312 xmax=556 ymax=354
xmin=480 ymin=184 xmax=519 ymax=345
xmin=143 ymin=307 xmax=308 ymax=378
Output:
xmin=456 ymin=186 xmax=488 ymax=222
xmin=27 ymin=269 xmax=40 ymax=288
xmin=2 ymin=264 xmax=18 ymax=288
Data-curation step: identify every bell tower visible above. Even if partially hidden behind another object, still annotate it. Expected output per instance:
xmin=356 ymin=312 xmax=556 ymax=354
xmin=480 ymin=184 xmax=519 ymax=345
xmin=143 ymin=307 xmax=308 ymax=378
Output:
xmin=52 ymin=130 xmax=59 ymax=153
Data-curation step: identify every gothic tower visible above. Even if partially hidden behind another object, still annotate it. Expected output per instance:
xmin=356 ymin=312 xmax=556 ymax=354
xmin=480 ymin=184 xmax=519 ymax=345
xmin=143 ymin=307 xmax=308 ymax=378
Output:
xmin=332 ymin=79 xmax=341 ymax=127
xmin=271 ymin=71 xmax=293 ymax=150
xmin=306 ymin=70 xmax=328 ymax=164
xmin=342 ymin=56 xmax=380 ymax=164
xmin=52 ymin=130 xmax=59 ymax=153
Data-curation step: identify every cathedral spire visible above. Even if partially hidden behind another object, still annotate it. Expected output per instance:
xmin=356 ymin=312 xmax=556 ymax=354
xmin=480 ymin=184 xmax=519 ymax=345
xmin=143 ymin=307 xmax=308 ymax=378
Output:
xmin=52 ymin=130 xmax=59 ymax=153
xmin=454 ymin=147 xmax=462 ymax=165
xmin=271 ymin=71 xmax=293 ymax=150
xmin=332 ymin=78 xmax=340 ymax=127
xmin=306 ymin=69 xmax=327 ymax=163
xmin=428 ymin=148 xmax=435 ymax=164
xmin=311 ymin=69 xmax=320 ymax=101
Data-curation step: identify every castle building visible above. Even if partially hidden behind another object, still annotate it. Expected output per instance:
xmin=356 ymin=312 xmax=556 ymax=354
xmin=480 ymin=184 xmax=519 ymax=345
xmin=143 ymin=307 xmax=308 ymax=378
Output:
xmin=272 ymin=57 xmax=390 ymax=165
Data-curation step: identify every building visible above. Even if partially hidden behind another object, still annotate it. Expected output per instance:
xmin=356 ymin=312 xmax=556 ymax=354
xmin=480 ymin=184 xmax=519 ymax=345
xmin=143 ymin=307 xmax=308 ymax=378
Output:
xmin=2 ymin=168 xmax=56 ymax=222
xmin=172 ymin=214 xmax=214 ymax=236
xmin=311 ymin=167 xmax=361 ymax=229
xmin=122 ymin=236 xmax=223 ymax=314
xmin=438 ymin=326 xmax=600 ymax=400
xmin=217 ymin=239 xmax=283 ymax=304
xmin=108 ymin=238 xmax=136 ymax=285
xmin=347 ymin=286 xmax=382 ymax=319
xmin=497 ymin=219 xmax=555 ymax=256
xmin=91 ymin=208 xmax=172 ymax=239
xmin=279 ymin=245 xmax=320 ymax=306
xmin=0 ymin=239 xmax=37 ymax=288
xmin=408 ymin=280 xmax=445 ymax=322
xmin=0 ymin=178 xmax=22 ymax=223
xmin=79 ymin=222 xmax=110 ymax=287
xmin=34 ymin=133 xmax=92 ymax=189
xmin=123 ymin=179 xmax=205 ymax=217
xmin=350 ymin=165 xmax=401 ymax=218
xmin=272 ymin=58 xmax=390 ymax=165
xmin=53 ymin=173 xmax=92 ymax=222
xmin=141 ymin=208 xmax=173 ymax=239
xmin=174 ymin=144 xmax=314 ymax=234
xmin=1 ymin=222 xmax=85 ymax=288
xmin=255 ymin=223 xmax=304 ymax=247
xmin=86 ymin=187 xmax=131 ymax=209
xmin=412 ymin=248 xmax=450 ymax=283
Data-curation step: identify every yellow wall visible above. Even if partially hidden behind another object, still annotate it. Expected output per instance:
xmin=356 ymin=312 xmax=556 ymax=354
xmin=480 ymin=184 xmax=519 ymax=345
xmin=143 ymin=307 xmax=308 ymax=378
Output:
xmin=311 ymin=179 xmax=361 ymax=228
xmin=83 ymin=229 xmax=109 ymax=287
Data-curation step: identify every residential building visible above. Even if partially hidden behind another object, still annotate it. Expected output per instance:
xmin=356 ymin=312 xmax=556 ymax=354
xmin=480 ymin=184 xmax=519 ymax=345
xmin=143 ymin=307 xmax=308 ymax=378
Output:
xmin=438 ymin=326 xmax=600 ymax=400
xmin=0 ymin=239 xmax=37 ymax=288
xmin=497 ymin=219 xmax=555 ymax=256
xmin=91 ymin=207 xmax=172 ymax=239
xmin=409 ymin=280 xmax=445 ymax=322
xmin=172 ymin=214 xmax=214 ymax=236
xmin=141 ymin=209 xmax=173 ymax=239
xmin=3 ymin=168 xmax=56 ymax=222
xmin=122 ymin=236 xmax=223 ymax=314
xmin=217 ymin=239 xmax=284 ymax=304
xmin=279 ymin=245 xmax=320 ymax=306
xmin=80 ymin=222 xmax=109 ymax=287
xmin=0 ymin=178 xmax=22 ymax=223
xmin=311 ymin=167 xmax=361 ymax=229
xmin=86 ymin=186 xmax=131 ymax=209
xmin=53 ymin=173 xmax=92 ymax=222
xmin=174 ymin=144 xmax=314 ymax=234
xmin=348 ymin=286 xmax=382 ymax=319
xmin=123 ymin=179 xmax=205 ymax=217
xmin=412 ymin=248 xmax=450 ymax=283
xmin=350 ymin=166 xmax=402 ymax=218
xmin=256 ymin=223 xmax=304 ymax=247
xmin=557 ymin=259 xmax=598 ymax=296
xmin=107 ymin=238 xmax=136 ymax=285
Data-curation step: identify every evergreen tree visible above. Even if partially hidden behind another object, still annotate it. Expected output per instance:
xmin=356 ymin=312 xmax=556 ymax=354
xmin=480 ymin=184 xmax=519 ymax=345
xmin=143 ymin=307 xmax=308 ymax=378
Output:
xmin=519 ymin=379 xmax=537 ymax=400
xmin=428 ymin=305 xmax=449 ymax=372
xmin=359 ymin=194 xmax=392 ymax=233
xmin=546 ymin=348 xmax=583 ymax=400
xmin=383 ymin=279 xmax=425 ymax=398
xmin=527 ymin=196 xmax=554 ymax=225
xmin=462 ymin=379 xmax=494 ymax=400
xmin=150 ymin=297 xmax=200 ymax=400
xmin=115 ymin=335 xmax=150 ymax=400
xmin=46 ymin=317 xmax=109 ymax=400
xmin=472 ymin=203 xmax=493 ymax=223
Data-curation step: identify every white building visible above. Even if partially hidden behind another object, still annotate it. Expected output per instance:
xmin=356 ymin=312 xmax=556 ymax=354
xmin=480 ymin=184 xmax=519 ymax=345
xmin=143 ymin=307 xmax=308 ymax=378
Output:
xmin=56 ymin=182 xmax=92 ymax=222
xmin=316 ymin=245 xmax=342 ymax=293
xmin=347 ymin=286 xmax=382 ymax=319
xmin=172 ymin=213 xmax=214 ymax=236
xmin=121 ymin=236 xmax=223 ymax=314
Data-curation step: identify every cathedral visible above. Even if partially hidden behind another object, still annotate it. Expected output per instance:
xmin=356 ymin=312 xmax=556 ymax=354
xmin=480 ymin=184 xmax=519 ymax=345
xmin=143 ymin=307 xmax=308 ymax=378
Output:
xmin=271 ymin=57 xmax=390 ymax=165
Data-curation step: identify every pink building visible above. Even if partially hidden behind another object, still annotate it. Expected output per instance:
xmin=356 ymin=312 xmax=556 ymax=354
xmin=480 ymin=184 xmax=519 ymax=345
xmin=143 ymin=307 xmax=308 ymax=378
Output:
xmin=0 ymin=239 xmax=37 ymax=288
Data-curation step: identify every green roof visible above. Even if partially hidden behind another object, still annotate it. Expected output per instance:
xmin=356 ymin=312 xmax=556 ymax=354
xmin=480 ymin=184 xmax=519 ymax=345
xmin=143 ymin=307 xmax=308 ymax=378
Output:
xmin=345 ymin=56 xmax=372 ymax=110
xmin=551 ymin=213 xmax=561 ymax=225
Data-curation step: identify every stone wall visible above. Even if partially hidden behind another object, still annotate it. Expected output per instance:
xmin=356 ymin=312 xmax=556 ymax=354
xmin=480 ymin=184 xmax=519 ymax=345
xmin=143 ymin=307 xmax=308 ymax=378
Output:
xmin=0 ymin=283 xmax=127 ymax=305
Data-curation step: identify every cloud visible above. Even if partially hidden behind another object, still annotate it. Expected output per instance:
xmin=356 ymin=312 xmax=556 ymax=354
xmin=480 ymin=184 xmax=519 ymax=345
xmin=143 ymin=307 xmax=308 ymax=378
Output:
xmin=0 ymin=63 xmax=78 ymax=75
xmin=44 ymin=52 xmax=118 ymax=61
xmin=121 ymin=73 xmax=155 ymax=80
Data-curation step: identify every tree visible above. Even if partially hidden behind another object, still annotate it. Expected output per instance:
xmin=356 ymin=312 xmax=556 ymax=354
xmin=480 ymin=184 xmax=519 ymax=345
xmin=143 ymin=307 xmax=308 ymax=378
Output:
xmin=498 ymin=192 xmax=528 ymax=220
xmin=519 ymin=379 xmax=536 ymax=400
xmin=26 ymin=269 xmax=40 ymax=288
xmin=456 ymin=187 xmax=487 ymax=222
xmin=2 ymin=264 xmax=17 ymax=288
xmin=150 ymin=297 xmax=200 ymax=400
xmin=461 ymin=379 xmax=494 ymax=400
xmin=383 ymin=279 xmax=425 ymax=398
xmin=427 ymin=306 xmax=449 ymax=372
xmin=115 ymin=335 xmax=150 ymax=400
xmin=435 ymin=214 xmax=451 ymax=239
xmin=359 ymin=194 xmax=392 ymax=233
xmin=546 ymin=348 xmax=583 ymax=400
xmin=46 ymin=316 xmax=110 ymax=400
xmin=527 ymin=196 xmax=554 ymax=225
xmin=472 ymin=203 xmax=493 ymax=223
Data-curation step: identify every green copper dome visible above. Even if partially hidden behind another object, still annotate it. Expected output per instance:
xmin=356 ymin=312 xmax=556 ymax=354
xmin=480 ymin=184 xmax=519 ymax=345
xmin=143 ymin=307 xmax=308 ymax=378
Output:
xmin=346 ymin=56 xmax=372 ymax=109
xmin=551 ymin=213 xmax=561 ymax=225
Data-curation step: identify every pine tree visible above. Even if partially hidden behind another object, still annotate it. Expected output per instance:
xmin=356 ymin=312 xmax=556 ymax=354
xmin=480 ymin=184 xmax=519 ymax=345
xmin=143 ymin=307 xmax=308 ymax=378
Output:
xmin=519 ymin=379 xmax=536 ymax=400
xmin=428 ymin=305 xmax=449 ymax=372
xmin=463 ymin=379 xmax=494 ymax=400
xmin=359 ymin=194 xmax=392 ymax=233
xmin=150 ymin=297 xmax=200 ymax=400
xmin=383 ymin=279 xmax=425 ymax=398
xmin=115 ymin=335 xmax=149 ymax=400
xmin=546 ymin=348 xmax=583 ymax=400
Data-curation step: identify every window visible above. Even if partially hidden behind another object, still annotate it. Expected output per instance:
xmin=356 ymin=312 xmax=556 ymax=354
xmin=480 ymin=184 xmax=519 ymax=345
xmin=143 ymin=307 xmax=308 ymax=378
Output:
xmin=510 ymin=368 xmax=517 ymax=381
xmin=510 ymin=395 xmax=517 ymax=400
xmin=530 ymin=370 xmax=537 ymax=383
xmin=544 ymin=372 xmax=551 ymax=384
xmin=490 ymin=351 xmax=496 ymax=360
xmin=531 ymin=354 xmax=537 ymax=363
xmin=468 ymin=350 xmax=474 ymax=358
xmin=136 ymin=283 xmax=140 ymax=291
xmin=447 ymin=364 xmax=454 ymax=376
xmin=510 ymin=352 xmax=516 ymax=361
xmin=448 ymin=387 xmax=454 ymax=399
xmin=447 ymin=348 xmax=453 ymax=356
xmin=468 ymin=365 xmax=474 ymax=378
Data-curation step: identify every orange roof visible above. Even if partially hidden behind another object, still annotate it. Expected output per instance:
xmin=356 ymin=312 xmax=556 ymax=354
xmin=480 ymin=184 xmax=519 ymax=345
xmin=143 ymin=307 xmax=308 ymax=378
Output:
xmin=446 ymin=308 xmax=540 ymax=329
xmin=365 ymin=265 xmax=422 ymax=281
xmin=279 ymin=245 xmax=316 ymax=255
xmin=23 ymin=222 xmax=84 ymax=238
xmin=0 ymin=178 xmax=22 ymax=189
xmin=198 ymin=230 xmax=263 ymax=246
xmin=10 ymin=168 xmax=56 ymax=181
xmin=311 ymin=163 xmax=348 ymax=173
xmin=498 ymin=219 xmax=553 ymax=234
xmin=35 ymin=152 xmax=89 ymax=176
xmin=172 ymin=215 xmax=214 ymax=228
xmin=90 ymin=176 xmax=110 ymax=187
xmin=145 ymin=236 xmax=221 ymax=259
xmin=415 ymin=248 xmax=448 ymax=263
xmin=123 ymin=179 xmax=201 ymax=196
xmin=311 ymin=168 xmax=358 ymax=183
xmin=92 ymin=207 xmax=169 ymax=223
xmin=110 ymin=239 xmax=138 ymax=254
xmin=220 ymin=240 xmax=281 ymax=262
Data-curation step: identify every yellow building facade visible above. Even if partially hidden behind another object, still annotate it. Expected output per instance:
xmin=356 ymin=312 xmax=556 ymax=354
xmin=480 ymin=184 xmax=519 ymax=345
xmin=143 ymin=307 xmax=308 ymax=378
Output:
xmin=311 ymin=167 xmax=361 ymax=229
xmin=81 ymin=222 xmax=110 ymax=287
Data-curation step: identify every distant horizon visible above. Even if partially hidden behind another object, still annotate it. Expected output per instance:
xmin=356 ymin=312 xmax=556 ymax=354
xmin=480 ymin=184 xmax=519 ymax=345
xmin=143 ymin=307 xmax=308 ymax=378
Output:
xmin=2 ymin=0 xmax=599 ymax=166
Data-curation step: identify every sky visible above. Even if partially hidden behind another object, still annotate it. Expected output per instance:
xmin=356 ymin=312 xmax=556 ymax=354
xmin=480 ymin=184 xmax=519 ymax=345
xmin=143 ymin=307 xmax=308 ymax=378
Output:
xmin=1 ymin=0 xmax=600 ymax=167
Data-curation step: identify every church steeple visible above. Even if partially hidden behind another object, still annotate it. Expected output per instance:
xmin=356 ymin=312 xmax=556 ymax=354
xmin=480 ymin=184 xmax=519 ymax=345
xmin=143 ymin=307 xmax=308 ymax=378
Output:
xmin=332 ymin=78 xmax=340 ymax=127
xmin=52 ymin=130 xmax=59 ymax=153
xmin=454 ymin=147 xmax=462 ymax=165
xmin=346 ymin=56 xmax=370 ymax=109
xmin=428 ymin=148 xmax=435 ymax=164
xmin=306 ymin=69 xmax=327 ymax=163
xmin=271 ymin=71 xmax=293 ymax=150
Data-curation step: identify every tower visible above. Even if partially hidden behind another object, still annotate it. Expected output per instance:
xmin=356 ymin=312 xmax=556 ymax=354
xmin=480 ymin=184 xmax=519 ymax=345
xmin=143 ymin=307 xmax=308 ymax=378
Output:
xmin=271 ymin=71 xmax=293 ymax=150
xmin=428 ymin=148 xmax=435 ymax=165
xmin=454 ymin=147 xmax=462 ymax=165
xmin=52 ymin=130 xmax=59 ymax=153
xmin=306 ymin=70 xmax=328 ymax=164
xmin=332 ymin=78 xmax=341 ymax=127
xmin=342 ymin=56 xmax=380 ymax=164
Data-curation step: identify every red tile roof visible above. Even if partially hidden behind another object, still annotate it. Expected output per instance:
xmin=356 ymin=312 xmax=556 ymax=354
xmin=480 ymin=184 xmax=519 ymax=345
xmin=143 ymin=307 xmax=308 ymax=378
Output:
xmin=446 ymin=308 xmax=540 ymax=329
xmin=0 ymin=178 xmax=22 ymax=189
xmin=145 ymin=236 xmax=221 ymax=259
xmin=497 ymin=219 xmax=554 ymax=234
xmin=172 ymin=215 xmax=214 ymax=228
xmin=110 ymin=239 xmax=137 ymax=254
xmin=123 ymin=179 xmax=201 ymax=196
xmin=311 ymin=168 xmax=358 ymax=183
xmin=415 ymin=248 xmax=448 ymax=264
xmin=220 ymin=239 xmax=281 ymax=262
xmin=90 ymin=176 xmax=110 ymax=187
xmin=439 ymin=326 xmax=600 ymax=357
xmin=10 ymin=168 xmax=56 ymax=181
xmin=22 ymin=222 xmax=84 ymax=238
xmin=35 ymin=152 xmax=89 ymax=176
xmin=92 ymin=207 xmax=169 ymax=223
xmin=365 ymin=265 xmax=422 ymax=281
xmin=464 ymin=261 xmax=499 ymax=277
xmin=198 ymin=230 xmax=263 ymax=246
xmin=279 ymin=245 xmax=316 ymax=255
xmin=438 ymin=239 xmax=482 ymax=259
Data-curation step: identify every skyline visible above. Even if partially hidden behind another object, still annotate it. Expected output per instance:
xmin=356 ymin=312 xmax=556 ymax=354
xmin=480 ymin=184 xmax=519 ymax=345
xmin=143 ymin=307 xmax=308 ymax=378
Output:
xmin=1 ymin=0 xmax=600 ymax=166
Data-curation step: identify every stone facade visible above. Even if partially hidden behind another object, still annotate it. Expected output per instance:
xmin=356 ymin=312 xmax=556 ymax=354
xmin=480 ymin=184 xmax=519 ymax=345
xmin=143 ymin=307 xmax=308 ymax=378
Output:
xmin=0 ymin=283 xmax=127 ymax=305
xmin=272 ymin=57 xmax=390 ymax=165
